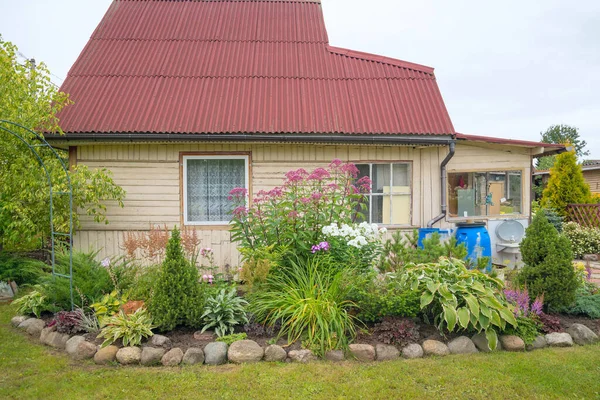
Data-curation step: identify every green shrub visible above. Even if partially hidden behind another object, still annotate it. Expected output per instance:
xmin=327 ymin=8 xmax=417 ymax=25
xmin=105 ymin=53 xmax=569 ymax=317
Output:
xmin=129 ymin=264 xmax=161 ymax=301
xmin=563 ymin=222 xmax=600 ymax=258
xmin=399 ymin=258 xmax=517 ymax=350
xmin=12 ymin=286 xmax=52 ymax=317
xmin=0 ymin=253 xmax=50 ymax=286
xmin=541 ymin=208 xmax=564 ymax=233
xmin=148 ymin=227 xmax=205 ymax=331
xmin=216 ymin=332 xmax=248 ymax=346
xmin=502 ymin=315 xmax=542 ymax=345
xmin=518 ymin=211 xmax=578 ymax=310
xmin=97 ymin=308 xmax=155 ymax=348
xmin=249 ymin=257 xmax=356 ymax=357
xmin=344 ymin=271 xmax=420 ymax=323
xmin=200 ymin=287 xmax=248 ymax=337
xmin=379 ymin=230 xmax=467 ymax=273
xmin=557 ymin=284 xmax=600 ymax=319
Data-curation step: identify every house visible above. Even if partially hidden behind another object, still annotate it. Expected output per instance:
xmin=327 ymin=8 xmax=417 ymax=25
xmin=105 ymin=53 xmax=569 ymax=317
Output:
xmin=48 ymin=0 xmax=565 ymax=269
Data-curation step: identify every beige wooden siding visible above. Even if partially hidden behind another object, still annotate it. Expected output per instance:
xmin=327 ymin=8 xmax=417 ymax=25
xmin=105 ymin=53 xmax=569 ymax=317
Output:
xmin=583 ymin=170 xmax=600 ymax=193
xmin=74 ymin=142 xmax=533 ymax=270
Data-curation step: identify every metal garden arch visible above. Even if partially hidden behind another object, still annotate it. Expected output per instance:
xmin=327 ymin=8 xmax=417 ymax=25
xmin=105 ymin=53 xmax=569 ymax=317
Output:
xmin=0 ymin=120 xmax=74 ymax=309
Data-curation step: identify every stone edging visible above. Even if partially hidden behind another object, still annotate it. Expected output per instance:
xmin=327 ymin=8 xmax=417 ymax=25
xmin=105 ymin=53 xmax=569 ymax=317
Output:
xmin=10 ymin=315 xmax=600 ymax=366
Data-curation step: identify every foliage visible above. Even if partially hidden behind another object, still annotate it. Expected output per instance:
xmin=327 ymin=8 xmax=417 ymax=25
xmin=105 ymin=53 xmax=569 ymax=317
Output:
xmin=97 ymin=308 xmax=155 ymax=348
xmin=518 ymin=211 xmax=578 ymax=311
xmin=0 ymin=253 xmax=50 ymax=286
xmin=48 ymin=310 xmax=84 ymax=335
xmin=537 ymin=313 xmax=562 ymax=334
xmin=541 ymin=208 xmax=564 ymax=233
xmin=121 ymin=225 xmax=201 ymax=264
xmin=557 ymin=284 xmax=600 ymax=319
xmin=343 ymin=270 xmax=420 ymax=323
xmin=502 ymin=315 xmax=541 ymax=345
xmin=121 ymin=300 xmax=145 ymax=315
xmin=563 ymin=222 xmax=600 ymax=258
xmin=12 ymin=286 xmax=51 ymax=317
xmin=147 ymin=227 xmax=205 ymax=331
xmin=541 ymin=125 xmax=589 ymax=157
xmin=90 ymin=290 xmax=128 ymax=322
xmin=216 ymin=333 xmax=248 ymax=346
xmin=399 ymin=258 xmax=517 ymax=350
xmin=372 ymin=317 xmax=419 ymax=347
xmin=229 ymin=160 xmax=372 ymax=266
xmin=248 ymin=257 xmax=357 ymax=357
xmin=379 ymin=230 xmax=467 ymax=273
xmin=200 ymin=287 xmax=248 ymax=337
xmin=0 ymin=37 xmax=125 ymax=251
xmin=238 ymin=245 xmax=283 ymax=290
xmin=243 ymin=313 xmax=280 ymax=337
xmin=76 ymin=307 xmax=100 ymax=333
xmin=540 ymin=150 xmax=593 ymax=217
xmin=128 ymin=264 xmax=161 ymax=301
xmin=503 ymin=288 xmax=543 ymax=317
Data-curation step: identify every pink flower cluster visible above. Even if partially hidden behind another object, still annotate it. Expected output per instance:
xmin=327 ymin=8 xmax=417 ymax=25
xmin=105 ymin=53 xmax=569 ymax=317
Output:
xmin=227 ymin=188 xmax=248 ymax=201
xmin=311 ymin=241 xmax=330 ymax=253
xmin=200 ymin=247 xmax=213 ymax=257
xmin=202 ymin=274 xmax=214 ymax=284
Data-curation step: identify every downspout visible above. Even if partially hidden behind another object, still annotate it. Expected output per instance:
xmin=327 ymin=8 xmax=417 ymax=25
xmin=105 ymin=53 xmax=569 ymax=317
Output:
xmin=427 ymin=140 xmax=456 ymax=228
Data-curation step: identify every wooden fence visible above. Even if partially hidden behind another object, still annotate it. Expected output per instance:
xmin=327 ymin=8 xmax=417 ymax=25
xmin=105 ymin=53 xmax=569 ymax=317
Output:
xmin=566 ymin=204 xmax=600 ymax=228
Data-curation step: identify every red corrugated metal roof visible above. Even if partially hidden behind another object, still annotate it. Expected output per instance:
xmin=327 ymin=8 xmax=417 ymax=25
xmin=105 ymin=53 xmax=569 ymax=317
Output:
xmin=57 ymin=0 xmax=455 ymax=136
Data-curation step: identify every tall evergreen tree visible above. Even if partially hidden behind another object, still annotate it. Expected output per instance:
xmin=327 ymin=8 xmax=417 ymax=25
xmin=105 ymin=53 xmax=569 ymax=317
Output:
xmin=540 ymin=150 xmax=593 ymax=217
xmin=148 ymin=227 xmax=204 ymax=331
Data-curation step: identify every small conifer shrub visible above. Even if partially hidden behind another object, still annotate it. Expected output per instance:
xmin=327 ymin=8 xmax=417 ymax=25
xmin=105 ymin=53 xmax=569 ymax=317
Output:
xmin=518 ymin=211 xmax=578 ymax=311
xmin=148 ymin=227 xmax=204 ymax=331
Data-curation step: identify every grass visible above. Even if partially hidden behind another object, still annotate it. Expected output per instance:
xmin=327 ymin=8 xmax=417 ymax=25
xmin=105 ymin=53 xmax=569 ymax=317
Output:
xmin=1 ymin=303 xmax=599 ymax=400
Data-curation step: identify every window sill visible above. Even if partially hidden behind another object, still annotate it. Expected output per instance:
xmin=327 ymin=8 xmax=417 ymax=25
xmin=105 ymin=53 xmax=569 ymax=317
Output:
xmin=446 ymin=214 xmax=528 ymax=223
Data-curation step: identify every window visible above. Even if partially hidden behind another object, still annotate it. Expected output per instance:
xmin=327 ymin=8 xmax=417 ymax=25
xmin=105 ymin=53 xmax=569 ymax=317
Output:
xmin=183 ymin=155 xmax=249 ymax=225
xmin=447 ymin=170 xmax=522 ymax=218
xmin=356 ymin=163 xmax=411 ymax=225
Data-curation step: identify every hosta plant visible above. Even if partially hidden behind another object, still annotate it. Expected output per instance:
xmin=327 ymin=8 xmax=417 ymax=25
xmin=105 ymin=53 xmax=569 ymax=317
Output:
xmin=399 ymin=258 xmax=517 ymax=350
xmin=201 ymin=287 xmax=249 ymax=337
xmin=90 ymin=290 xmax=128 ymax=322
xmin=12 ymin=286 xmax=51 ymax=317
xmin=97 ymin=308 xmax=155 ymax=348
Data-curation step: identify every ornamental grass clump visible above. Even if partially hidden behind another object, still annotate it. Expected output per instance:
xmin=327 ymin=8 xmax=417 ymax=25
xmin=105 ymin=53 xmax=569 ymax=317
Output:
xmin=248 ymin=257 xmax=357 ymax=357
xmin=399 ymin=258 xmax=517 ymax=350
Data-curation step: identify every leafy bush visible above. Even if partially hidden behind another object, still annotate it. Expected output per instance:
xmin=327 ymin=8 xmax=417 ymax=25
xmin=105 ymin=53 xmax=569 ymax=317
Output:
xmin=90 ymin=290 xmax=128 ymax=322
xmin=148 ymin=227 xmax=205 ymax=331
xmin=249 ymin=257 xmax=357 ymax=357
xmin=379 ymin=230 xmax=467 ymax=273
xmin=518 ymin=211 xmax=578 ymax=311
xmin=399 ymin=258 xmax=517 ymax=350
xmin=200 ymin=287 xmax=248 ymax=337
xmin=239 ymin=245 xmax=283 ymax=290
xmin=541 ymin=208 xmax=564 ymax=233
xmin=129 ymin=264 xmax=161 ymax=301
xmin=0 ymin=253 xmax=50 ymax=285
xmin=537 ymin=313 xmax=562 ymax=333
xmin=243 ymin=313 xmax=280 ymax=337
xmin=563 ymin=222 xmax=600 ymax=258
xmin=12 ymin=286 xmax=51 ymax=317
xmin=216 ymin=333 xmax=248 ymax=346
xmin=372 ymin=317 xmax=419 ymax=347
xmin=49 ymin=310 xmax=84 ymax=335
xmin=97 ymin=308 xmax=155 ymax=348
xmin=502 ymin=315 xmax=541 ymax=345
xmin=344 ymin=271 xmax=420 ymax=323
xmin=557 ymin=285 xmax=600 ymax=319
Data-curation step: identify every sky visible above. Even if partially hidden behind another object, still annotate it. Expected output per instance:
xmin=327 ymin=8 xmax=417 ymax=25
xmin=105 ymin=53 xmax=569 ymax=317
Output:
xmin=1 ymin=0 xmax=598 ymax=158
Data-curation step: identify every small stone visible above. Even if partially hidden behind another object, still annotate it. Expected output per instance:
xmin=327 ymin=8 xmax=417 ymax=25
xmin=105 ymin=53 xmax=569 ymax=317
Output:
xmin=193 ymin=331 xmax=215 ymax=341
xmin=204 ymin=342 xmax=228 ymax=365
xmin=116 ymin=346 xmax=142 ymax=365
xmin=182 ymin=348 xmax=205 ymax=365
xmin=472 ymin=333 xmax=502 ymax=352
xmin=73 ymin=341 xmax=97 ymax=360
xmin=499 ymin=335 xmax=525 ymax=352
xmin=583 ymin=254 xmax=599 ymax=262
xmin=150 ymin=334 xmax=171 ymax=348
xmin=228 ymin=340 xmax=264 ymax=363
xmin=375 ymin=344 xmax=400 ymax=361
xmin=40 ymin=326 xmax=57 ymax=344
xmin=46 ymin=331 xmax=71 ymax=349
xmin=19 ymin=318 xmax=45 ymax=337
xmin=325 ymin=350 xmax=345 ymax=362
xmin=527 ymin=336 xmax=547 ymax=351
xmin=94 ymin=345 xmax=119 ymax=364
xmin=141 ymin=347 xmax=166 ymax=366
xmin=402 ymin=343 xmax=424 ymax=359
xmin=349 ymin=344 xmax=376 ymax=361
xmin=422 ymin=340 xmax=450 ymax=356
xmin=566 ymin=324 xmax=599 ymax=345
xmin=448 ymin=336 xmax=478 ymax=355
xmin=545 ymin=332 xmax=574 ymax=347
xmin=66 ymin=336 xmax=86 ymax=356
xmin=263 ymin=345 xmax=287 ymax=362
xmin=11 ymin=316 xmax=29 ymax=327
xmin=288 ymin=349 xmax=317 ymax=363
xmin=161 ymin=348 xmax=184 ymax=366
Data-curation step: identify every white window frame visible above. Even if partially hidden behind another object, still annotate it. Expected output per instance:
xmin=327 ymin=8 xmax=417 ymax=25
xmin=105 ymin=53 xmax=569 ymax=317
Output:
xmin=356 ymin=162 xmax=412 ymax=227
xmin=182 ymin=154 xmax=249 ymax=226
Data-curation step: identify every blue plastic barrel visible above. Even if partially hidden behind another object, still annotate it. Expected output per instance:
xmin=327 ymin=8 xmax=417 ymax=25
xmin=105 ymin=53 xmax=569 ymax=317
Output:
xmin=417 ymin=228 xmax=440 ymax=248
xmin=454 ymin=222 xmax=492 ymax=271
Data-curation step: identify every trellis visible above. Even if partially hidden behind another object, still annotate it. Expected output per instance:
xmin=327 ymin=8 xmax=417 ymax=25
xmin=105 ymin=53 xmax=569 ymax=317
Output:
xmin=566 ymin=204 xmax=600 ymax=228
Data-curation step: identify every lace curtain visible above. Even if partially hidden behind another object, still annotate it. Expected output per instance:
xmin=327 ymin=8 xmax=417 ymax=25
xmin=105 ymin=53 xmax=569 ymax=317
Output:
xmin=186 ymin=158 xmax=246 ymax=222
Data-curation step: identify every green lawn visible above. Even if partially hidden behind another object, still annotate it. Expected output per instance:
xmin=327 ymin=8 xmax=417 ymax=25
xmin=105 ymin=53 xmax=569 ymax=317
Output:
xmin=1 ymin=304 xmax=599 ymax=400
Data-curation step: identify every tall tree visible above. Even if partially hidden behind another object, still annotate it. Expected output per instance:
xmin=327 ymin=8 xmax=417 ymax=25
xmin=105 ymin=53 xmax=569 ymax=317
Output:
xmin=540 ymin=149 xmax=593 ymax=216
xmin=536 ymin=124 xmax=589 ymax=170
xmin=0 ymin=36 xmax=125 ymax=250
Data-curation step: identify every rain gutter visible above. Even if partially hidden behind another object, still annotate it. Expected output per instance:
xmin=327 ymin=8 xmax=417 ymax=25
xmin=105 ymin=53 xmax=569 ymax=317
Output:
xmin=426 ymin=140 xmax=456 ymax=228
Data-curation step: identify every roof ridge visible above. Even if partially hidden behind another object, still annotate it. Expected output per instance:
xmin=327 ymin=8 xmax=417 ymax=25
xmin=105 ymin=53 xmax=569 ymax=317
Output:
xmin=327 ymin=45 xmax=435 ymax=75
xmin=115 ymin=0 xmax=321 ymax=2
xmin=90 ymin=38 xmax=328 ymax=43
xmin=67 ymin=74 xmax=434 ymax=80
